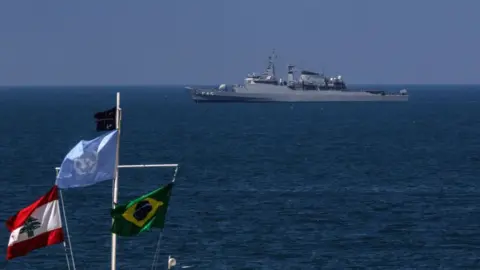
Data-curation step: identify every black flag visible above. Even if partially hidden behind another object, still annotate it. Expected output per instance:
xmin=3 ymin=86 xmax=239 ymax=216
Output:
xmin=94 ymin=107 xmax=116 ymax=131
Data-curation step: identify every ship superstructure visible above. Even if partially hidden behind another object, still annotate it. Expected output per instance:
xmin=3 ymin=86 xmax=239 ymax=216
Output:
xmin=187 ymin=50 xmax=408 ymax=102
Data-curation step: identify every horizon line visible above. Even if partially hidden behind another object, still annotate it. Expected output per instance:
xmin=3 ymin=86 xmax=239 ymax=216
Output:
xmin=1 ymin=83 xmax=480 ymax=88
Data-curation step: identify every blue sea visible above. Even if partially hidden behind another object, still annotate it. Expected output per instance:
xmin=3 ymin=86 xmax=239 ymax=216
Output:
xmin=0 ymin=85 xmax=480 ymax=269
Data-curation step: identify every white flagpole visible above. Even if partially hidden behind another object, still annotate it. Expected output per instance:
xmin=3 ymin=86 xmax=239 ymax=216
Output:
xmin=111 ymin=92 xmax=121 ymax=270
xmin=55 ymin=168 xmax=77 ymax=270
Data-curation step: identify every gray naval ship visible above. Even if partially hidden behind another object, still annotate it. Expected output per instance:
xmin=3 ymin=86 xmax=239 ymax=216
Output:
xmin=187 ymin=50 xmax=408 ymax=102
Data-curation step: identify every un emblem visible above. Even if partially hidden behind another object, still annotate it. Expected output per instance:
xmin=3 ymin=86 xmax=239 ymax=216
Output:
xmin=73 ymin=151 xmax=98 ymax=175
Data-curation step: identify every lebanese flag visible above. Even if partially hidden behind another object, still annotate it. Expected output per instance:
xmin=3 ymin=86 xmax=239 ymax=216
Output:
xmin=5 ymin=185 xmax=64 ymax=260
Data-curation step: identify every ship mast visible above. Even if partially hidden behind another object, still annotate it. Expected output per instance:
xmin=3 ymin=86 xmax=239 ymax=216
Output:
xmin=268 ymin=49 xmax=277 ymax=77
xmin=265 ymin=49 xmax=277 ymax=78
xmin=270 ymin=49 xmax=277 ymax=78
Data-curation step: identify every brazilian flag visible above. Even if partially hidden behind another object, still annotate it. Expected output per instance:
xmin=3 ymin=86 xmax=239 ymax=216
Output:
xmin=111 ymin=182 xmax=174 ymax=236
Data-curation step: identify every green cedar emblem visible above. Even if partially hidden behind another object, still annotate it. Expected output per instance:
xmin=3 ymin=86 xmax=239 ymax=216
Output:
xmin=20 ymin=217 xmax=41 ymax=238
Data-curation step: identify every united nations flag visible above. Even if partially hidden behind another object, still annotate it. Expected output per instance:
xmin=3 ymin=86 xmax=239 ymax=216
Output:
xmin=56 ymin=130 xmax=118 ymax=189
xmin=111 ymin=182 xmax=174 ymax=237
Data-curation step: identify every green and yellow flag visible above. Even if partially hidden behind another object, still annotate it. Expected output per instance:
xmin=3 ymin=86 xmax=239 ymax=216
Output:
xmin=111 ymin=182 xmax=174 ymax=236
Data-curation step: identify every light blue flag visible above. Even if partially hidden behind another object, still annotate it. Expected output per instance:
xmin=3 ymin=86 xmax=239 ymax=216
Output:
xmin=56 ymin=130 xmax=118 ymax=189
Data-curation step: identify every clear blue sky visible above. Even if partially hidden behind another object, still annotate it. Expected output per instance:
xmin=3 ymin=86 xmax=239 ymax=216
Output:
xmin=0 ymin=0 xmax=478 ymax=86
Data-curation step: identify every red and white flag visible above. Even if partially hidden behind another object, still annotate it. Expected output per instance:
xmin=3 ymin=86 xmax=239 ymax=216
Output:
xmin=5 ymin=185 xmax=64 ymax=260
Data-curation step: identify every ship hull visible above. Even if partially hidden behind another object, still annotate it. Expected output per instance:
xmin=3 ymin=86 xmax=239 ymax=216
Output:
xmin=190 ymin=86 xmax=409 ymax=103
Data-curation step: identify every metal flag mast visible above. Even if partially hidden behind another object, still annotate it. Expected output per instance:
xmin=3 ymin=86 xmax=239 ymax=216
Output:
xmin=55 ymin=168 xmax=77 ymax=270
xmin=110 ymin=92 xmax=180 ymax=270
xmin=111 ymin=92 xmax=121 ymax=270
xmin=54 ymin=92 xmax=179 ymax=270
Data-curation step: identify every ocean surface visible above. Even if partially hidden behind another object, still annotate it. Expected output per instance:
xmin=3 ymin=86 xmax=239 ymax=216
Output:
xmin=0 ymin=85 xmax=480 ymax=269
